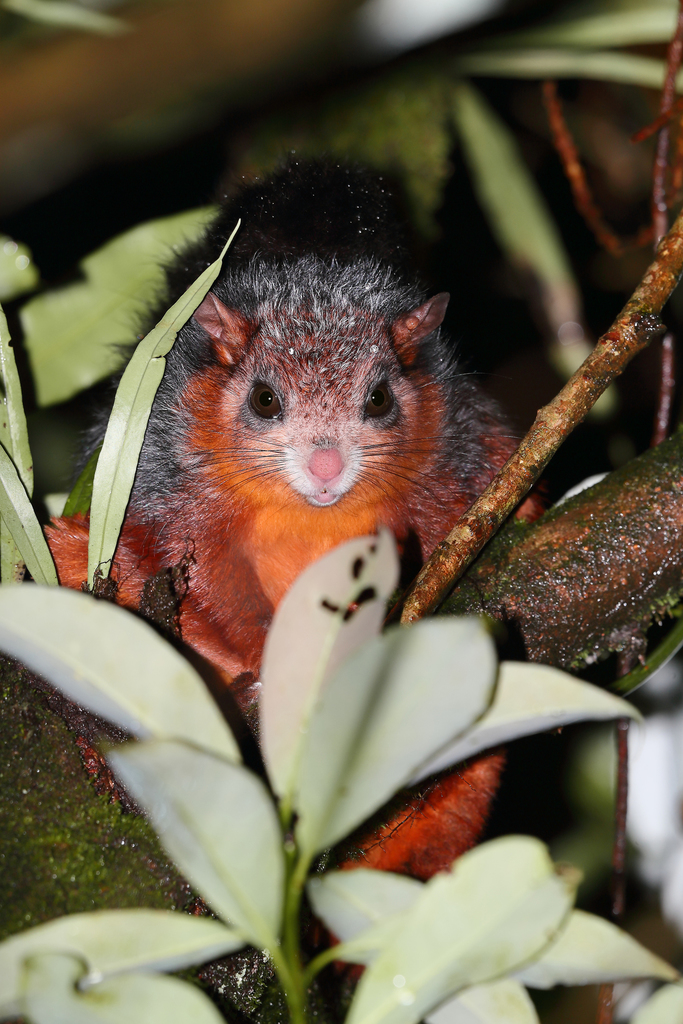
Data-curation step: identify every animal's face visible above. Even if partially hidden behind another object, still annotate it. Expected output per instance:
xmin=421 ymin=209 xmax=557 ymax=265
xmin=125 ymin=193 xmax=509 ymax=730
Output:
xmin=186 ymin=290 xmax=449 ymax=517
xmin=218 ymin=310 xmax=428 ymax=508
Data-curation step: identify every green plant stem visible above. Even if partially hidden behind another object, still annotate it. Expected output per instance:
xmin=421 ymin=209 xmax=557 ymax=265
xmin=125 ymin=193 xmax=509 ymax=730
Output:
xmin=610 ymin=612 xmax=683 ymax=695
xmin=303 ymin=945 xmax=342 ymax=987
xmin=275 ymin=844 xmax=314 ymax=1024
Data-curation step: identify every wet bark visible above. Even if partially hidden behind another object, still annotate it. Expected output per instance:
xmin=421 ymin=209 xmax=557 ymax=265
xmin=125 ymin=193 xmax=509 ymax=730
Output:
xmin=442 ymin=428 xmax=683 ymax=670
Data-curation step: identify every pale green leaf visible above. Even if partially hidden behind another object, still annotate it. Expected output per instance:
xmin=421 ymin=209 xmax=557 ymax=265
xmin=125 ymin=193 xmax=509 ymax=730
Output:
xmin=0 ymin=909 xmax=242 ymax=1018
xmin=0 ymin=235 xmax=39 ymax=301
xmin=3 ymin=0 xmax=128 ymax=33
xmin=346 ymin=837 xmax=578 ymax=1024
xmin=515 ymin=910 xmax=678 ymax=988
xmin=631 ymin=983 xmax=683 ymax=1024
xmin=482 ymin=2 xmax=677 ymax=51
xmin=0 ymin=446 xmax=57 ymax=585
xmin=20 ymin=953 xmax=224 ymax=1024
xmin=426 ymin=980 xmax=540 ymax=1024
xmin=308 ymin=870 xmax=423 ymax=965
xmin=109 ymin=740 xmax=284 ymax=950
xmin=0 ymin=521 xmax=24 ymax=584
xmin=87 ymin=221 xmax=238 ymax=586
xmin=0 ymin=298 xmax=34 ymax=583
xmin=0 ymin=585 xmax=240 ymax=762
xmin=450 ymin=80 xmax=576 ymax=301
xmin=260 ymin=531 xmax=399 ymax=808
xmin=454 ymin=50 xmax=681 ymax=90
xmin=413 ymin=662 xmax=639 ymax=782
xmin=295 ymin=618 xmax=496 ymax=857
xmin=43 ymin=492 xmax=68 ymax=518
xmin=21 ymin=206 xmax=218 ymax=407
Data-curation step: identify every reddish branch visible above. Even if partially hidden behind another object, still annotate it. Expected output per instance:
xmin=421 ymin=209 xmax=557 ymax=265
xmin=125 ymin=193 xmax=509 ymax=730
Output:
xmin=653 ymin=0 xmax=683 ymax=244
xmin=542 ymin=80 xmax=652 ymax=254
xmin=632 ymin=97 xmax=683 ymax=144
xmin=399 ymin=208 xmax=683 ymax=624
xmin=651 ymin=332 xmax=676 ymax=446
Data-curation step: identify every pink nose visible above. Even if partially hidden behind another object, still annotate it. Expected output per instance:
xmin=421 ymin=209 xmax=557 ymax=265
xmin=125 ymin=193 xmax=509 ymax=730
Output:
xmin=308 ymin=447 xmax=343 ymax=482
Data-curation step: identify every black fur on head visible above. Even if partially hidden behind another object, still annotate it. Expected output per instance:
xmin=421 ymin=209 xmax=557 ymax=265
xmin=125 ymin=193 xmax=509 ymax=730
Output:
xmin=81 ymin=158 xmax=506 ymax=516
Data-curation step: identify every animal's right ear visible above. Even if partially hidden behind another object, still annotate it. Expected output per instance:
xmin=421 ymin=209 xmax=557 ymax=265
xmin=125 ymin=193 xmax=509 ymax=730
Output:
xmin=193 ymin=292 xmax=252 ymax=366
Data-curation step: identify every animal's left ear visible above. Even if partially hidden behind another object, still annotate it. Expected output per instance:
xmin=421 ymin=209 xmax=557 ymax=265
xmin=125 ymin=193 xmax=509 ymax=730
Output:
xmin=391 ymin=293 xmax=450 ymax=365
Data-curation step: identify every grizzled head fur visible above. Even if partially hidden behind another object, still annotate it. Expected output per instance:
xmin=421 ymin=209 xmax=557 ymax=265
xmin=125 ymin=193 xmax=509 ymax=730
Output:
xmin=87 ymin=160 xmax=509 ymax=556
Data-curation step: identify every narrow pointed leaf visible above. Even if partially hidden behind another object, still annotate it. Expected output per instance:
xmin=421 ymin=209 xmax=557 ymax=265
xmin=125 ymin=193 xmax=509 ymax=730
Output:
xmin=454 ymin=50 xmax=678 ymax=90
xmin=450 ymin=79 xmax=578 ymax=327
xmin=3 ymin=0 xmax=128 ymax=33
xmin=514 ymin=910 xmax=678 ymax=988
xmin=631 ymin=983 xmax=683 ymax=1024
xmin=21 ymin=953 xmax=224 ymax=1024
xmin=0 ymin=301 xmax=34 ymax=583
xmin=109 ymin=740 xmax=284 ymax=950
xmin=346 ymin=837 xmax=578 ymax=1024
xmin=484 ymin=4 xmax=677 ymax=50
xmin=295 ymin=617 xmax=496 ymax=856
xmin=0 ymin=521 xmax=23 ymax=583
xmin=63 ymin=445 xmax=100 ymax=517
xmin=0 ymin=446 xmax=57 ymax=585
xmin=413 ymin=662 xmax=639 ymax=782
xmin=0 ymin=909 xmax=242 ymax=1018
xmin=21 ymin=207 xmax=218 ymax=407
xmin=0 ymin=585 xmax=240 ymax=762
xmin=308 ymin=870 xmax=423 ymax=964
xmin=426 ymin=980 xmax=540 ymax=1024
xmin=88 ymin=222 xmax=239 ymax=586
xmin=0 ymin=304 xmax=32 ymax=493
xmin=260 ymin=531 xmax=399 ymax=803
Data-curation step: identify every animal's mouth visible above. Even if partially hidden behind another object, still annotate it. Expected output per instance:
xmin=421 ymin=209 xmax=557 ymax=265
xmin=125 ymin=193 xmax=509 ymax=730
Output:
xmin=308 ymin=488 xmax=342 ymax=506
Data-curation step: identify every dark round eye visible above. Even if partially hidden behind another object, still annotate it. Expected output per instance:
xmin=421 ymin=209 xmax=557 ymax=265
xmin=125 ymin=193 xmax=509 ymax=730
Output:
xmin=365 ymin=384 xmax=394 ymax=418
xmin=250 ymin=385 xmax=281 ymax=419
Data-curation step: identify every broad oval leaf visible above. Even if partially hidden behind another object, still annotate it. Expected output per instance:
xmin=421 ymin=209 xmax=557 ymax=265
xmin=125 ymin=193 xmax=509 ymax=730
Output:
xmin=109 ymin=740 xmax=284 ymax=951
xmin=514 ymin=909 xmax=678 ymax=989
xmin=631 ymin=983 xmax=683 ymax=1024
xmin=260 ymin=531 xmax=399 ymax=805
xmin=308 ymin=869 xmax=423 ymax=965
xmin=20 ymin=953 xmax=224 ymax=1024
xmin=413 ymin=661 xmax=639 ymax=782
xmin=426 ymin=980 xmax=540 ymax=1024
xmin=0 ymin=909 xmax=241 ymax=1018
xmin=346 ymin=836 xmax=578 ymax=1024
xmin=0 ymin=585 xmax=240 ymax=762
xmin=0 ymin=235 xmax=39 ymax=301
xmin=87 ymin=222 xmax=239 ymax=586
xmin=21 ymin=207 xmax=218 ymax=408
xmin=295 ymin=617 xmax=497 ymax=857
xmin=0 ymin=447 xmax=57 ymax=585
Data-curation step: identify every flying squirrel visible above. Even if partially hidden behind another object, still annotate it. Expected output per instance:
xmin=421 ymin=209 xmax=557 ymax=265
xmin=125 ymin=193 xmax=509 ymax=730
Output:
xmin=47 ymin=160 xmax=538 ymax=879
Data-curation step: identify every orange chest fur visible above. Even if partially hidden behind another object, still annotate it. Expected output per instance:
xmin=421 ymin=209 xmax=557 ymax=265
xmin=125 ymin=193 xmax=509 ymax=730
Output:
xmin=239 ymin=498 xmax=384 ymax=607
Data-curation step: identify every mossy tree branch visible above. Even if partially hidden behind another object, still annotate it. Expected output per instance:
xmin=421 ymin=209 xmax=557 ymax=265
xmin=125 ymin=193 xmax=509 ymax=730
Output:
xmin=442 ymin=429 xmax=683 ymax=672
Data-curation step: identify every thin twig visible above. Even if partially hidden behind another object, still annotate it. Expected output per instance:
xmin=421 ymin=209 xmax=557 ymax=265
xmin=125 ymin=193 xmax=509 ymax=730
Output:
xmin=632 ymin=97 xmax=683 ymax=144
xmin=399 ymin=206 xmax=683 ymax=624
xmin=653 ymin=0 xmax=683 ymax=245
xmin=596 ymin=646 xmax=636 ymax=1024
xmin=651 ymin=332 xmax=676 ymax=446
xmin=542 ymin=80 xmax=652 ymax=255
